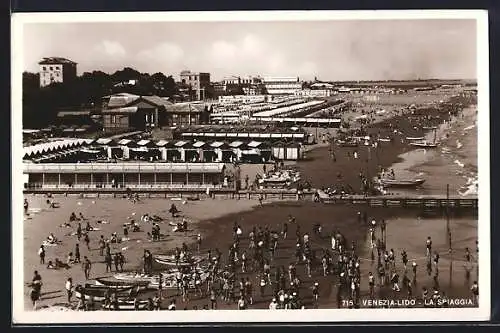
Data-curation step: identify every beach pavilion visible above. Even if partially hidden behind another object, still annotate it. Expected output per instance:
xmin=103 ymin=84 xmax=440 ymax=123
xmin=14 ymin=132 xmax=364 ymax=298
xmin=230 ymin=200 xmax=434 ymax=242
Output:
xmin=23 ymin=162 xmax=227 ymax=190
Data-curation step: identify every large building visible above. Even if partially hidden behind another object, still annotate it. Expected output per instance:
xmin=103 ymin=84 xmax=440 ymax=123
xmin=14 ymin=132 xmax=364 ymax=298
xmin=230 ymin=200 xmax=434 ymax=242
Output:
xmin=220 ymin=75 xmax=264 ymax=96
xmin=179 ymin=70 xmax=211 ymax=101
xmin=101 ymin=93 xmax=210 ymax=132
xmin=262 ymin=77 xmax=302 ymax=95
xmin=38 ymin=57 xmax=77 ymax=88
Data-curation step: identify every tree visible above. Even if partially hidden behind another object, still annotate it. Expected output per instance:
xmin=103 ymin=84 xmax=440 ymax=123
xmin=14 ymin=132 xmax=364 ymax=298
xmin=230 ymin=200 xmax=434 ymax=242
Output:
xmin=22 ymin=67 xmax=181 ymax=128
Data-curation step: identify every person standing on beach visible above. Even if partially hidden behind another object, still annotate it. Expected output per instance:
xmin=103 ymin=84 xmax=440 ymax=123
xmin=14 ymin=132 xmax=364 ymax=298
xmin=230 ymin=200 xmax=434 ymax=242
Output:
xmin=32 ymin=270 xmax=42 ymax=299
xmin=426 ymin=236 xmax=432 ymax=257
xmin=38 ymin=245 xmax=45 ymax=264
xmin=105 ymin=252 xmax=112 ymax=273
xmin=24 ymin=198 xmax=29 ymax=215
xmin=74 ymin=244 xmax=81 ymax=263
xmin=76 ymin=223 xmax=82 ymax=241
xmin=84 ymin=233 xmax=90 ymax=251
xmin=114 ymin=253 xmax=120 ymax=272
xmin=65 ymin=277 xmax=73 ymax=304
xmin=99 ymin=236 xmax=106 ymax=255
xmin=82 ymin=256 xmax=92 ymax=280
xmin=471 ymin=281 xmax=479 ymax=304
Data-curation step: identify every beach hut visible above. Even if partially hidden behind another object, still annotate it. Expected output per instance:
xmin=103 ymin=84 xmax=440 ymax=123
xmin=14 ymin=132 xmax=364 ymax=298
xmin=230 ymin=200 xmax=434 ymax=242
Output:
xmin=210 ymin=141 xmax=234 ymax=162
xmin=118 ymin=138 xmax=137 ymax=160
xmin=241 ymin=141 xmax=266 ymax=163
xmin=202 ymin=141 xmax=217 ymax=162
xmin=134 ymin=139 xmax=159 ymax=161
xmin=229 ymin=141 xmax=246 ymax=162
xmin=174 ymin=140 xmax=189 ymax=162
xmin=272 ymin=140 xmax=286 ymax=160
xmin=285 ymin=142 xmax=301 ymax=160
xmin=186 ymin=140 xmax=206 ymax=162
xmin=156 ymin=140 xmax=169 ymax=161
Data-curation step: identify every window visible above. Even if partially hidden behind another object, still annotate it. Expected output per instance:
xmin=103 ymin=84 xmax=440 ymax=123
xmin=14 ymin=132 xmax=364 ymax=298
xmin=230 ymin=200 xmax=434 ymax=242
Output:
xmin=42 ymin=66 xmax=46 ymax=71
xmin=49 ymin=66 xmax=53 ymax=70
xmin=111 ymin=115 xmax=117 ymax=124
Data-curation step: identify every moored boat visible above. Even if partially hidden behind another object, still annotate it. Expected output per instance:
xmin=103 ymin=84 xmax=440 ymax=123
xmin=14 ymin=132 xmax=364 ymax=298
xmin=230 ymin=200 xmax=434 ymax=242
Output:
xmin=409 ymin=141 xmax=438 ymax=148
xmin=406 ymin=136 xmax=425 ymax=141
xmin=379 ymin=178 xmax=426 ymax=188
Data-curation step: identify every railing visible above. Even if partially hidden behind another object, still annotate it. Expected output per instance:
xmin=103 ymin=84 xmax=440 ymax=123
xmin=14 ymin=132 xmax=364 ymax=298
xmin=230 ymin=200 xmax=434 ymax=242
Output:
xmin=23 ymin=162 xmax=225 ymax=174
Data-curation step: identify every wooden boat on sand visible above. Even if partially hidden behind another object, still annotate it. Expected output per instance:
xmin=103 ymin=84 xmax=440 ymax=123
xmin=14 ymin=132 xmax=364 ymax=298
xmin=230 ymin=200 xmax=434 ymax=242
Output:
xmin=74 ymin=285 xmax=137 ymax=302
xmin=154 ymin=254 xmax=204 ymax=267
xmin=101 ymin=300 xmax=149 ymax=311
xmin=94 ymin=277 xmax=151 ymax=288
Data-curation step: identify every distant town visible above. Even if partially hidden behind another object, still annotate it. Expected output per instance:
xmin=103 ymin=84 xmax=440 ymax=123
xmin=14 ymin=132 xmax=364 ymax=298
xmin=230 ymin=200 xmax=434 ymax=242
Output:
xmin=23 ymin=56 xmax=476 ymax=137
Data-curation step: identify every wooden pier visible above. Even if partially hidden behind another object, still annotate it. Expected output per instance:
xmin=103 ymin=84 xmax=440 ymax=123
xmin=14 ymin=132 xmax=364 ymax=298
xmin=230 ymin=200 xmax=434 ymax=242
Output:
xmin=23 ymin=187 xmax=478 ymax=213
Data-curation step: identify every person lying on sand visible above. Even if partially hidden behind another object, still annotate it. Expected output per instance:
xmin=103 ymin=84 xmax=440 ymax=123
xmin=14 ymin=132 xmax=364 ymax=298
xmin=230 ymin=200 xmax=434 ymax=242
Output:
xmin=47 ymin=259 xmax=70 ymax=270
xmin=47 ymin=233 xmax=58 ymax=244
xmin=46 ymin=199 xmax=59 ymax=208
xmin=85 ymin=222 xmax=94 ymax=232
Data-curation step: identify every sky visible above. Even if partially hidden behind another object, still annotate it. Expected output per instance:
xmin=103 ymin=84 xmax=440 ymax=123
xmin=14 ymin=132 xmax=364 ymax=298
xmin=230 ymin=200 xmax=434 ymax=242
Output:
xmin=22 ymin=19 xmax=477 ymax=81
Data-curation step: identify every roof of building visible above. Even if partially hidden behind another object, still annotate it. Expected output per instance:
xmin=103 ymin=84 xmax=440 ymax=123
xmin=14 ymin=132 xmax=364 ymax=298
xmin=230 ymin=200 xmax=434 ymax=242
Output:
xmin=38 ymin=57 xmax=77 ymax=65
xmin=57 ymin=110 xmax=92 ymax=117
xmin=107 ymin=94 xmax=141 ymax=108
xmin=106 ymin=93 xmax=174 ymax=110
xmin=141 ymin=95 xmax=174 ymax=108
xmin=23 ymin=139 xmax=91 ymax=157
xmin=166 ymin=103 xmax=206 ymax=113
xmin=102 ymin=106 xmax=139 ymax=114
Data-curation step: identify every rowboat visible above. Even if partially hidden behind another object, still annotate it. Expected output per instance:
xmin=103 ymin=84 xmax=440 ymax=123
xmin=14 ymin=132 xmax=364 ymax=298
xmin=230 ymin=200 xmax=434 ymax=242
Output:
xmin=423 ymin=126 xmax=438 ymax=130
xmin=154 ymin=254 xmax=204 ymax=267
xmin=84 ymin=283 xmax=136 ymax=291
xmin=337 ymin=140 xmax=358 ymax=147
xmin=378 ymin=138 xmax=391 ymax=142
xmin=94 ymin=277 xmax=151 ymax=288
xmin=409 ymin=141 xmax=438 ymax=148
xmin=101 ymin=300 xmax=149 ymax=311
xmin=405 ymin=136 xmax=425 ymax=141
xmin=379 ymin=178 xmax=426 ymax=188
xmin=74 ymin=285 xmax=136 ymax=302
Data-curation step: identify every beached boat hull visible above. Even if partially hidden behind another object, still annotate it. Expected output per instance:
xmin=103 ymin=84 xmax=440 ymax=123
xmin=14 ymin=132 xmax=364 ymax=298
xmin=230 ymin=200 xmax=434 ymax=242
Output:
xmin=95 ymin=277 xmax=150 ymax=288
xmin=154 ymin=255 xmax=204 ymax=267
xmin=406 ymin=137 xmax=425 ymax=141
xmin=75 ymin=287 xmax=135 ymax=302
xmin=102 ymin=300 xmax=149 ymax=310
xmin=380 ymin=179 xmax=426 ymax=188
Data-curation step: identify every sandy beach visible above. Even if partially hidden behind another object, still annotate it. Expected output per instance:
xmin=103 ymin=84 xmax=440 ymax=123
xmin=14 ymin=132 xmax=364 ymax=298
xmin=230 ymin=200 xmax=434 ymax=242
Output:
xmin=21 ymin=90 xmax=479 ymax=311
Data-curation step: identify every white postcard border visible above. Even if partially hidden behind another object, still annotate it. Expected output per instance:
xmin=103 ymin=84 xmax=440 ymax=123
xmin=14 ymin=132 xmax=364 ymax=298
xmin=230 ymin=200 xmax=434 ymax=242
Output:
xmin=11 ymin=9 xmax=490 ymax=323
